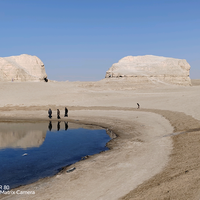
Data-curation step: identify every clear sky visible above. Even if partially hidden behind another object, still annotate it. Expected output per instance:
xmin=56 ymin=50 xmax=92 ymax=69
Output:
xmin=0 ymin=0 xmax=199 ymax=81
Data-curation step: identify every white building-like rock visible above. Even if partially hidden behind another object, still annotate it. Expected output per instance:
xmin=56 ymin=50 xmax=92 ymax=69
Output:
xmin=105 ymin=55 xmax=191 ymax=85
xmin=0 ymin=54 xmax=48 ymax=82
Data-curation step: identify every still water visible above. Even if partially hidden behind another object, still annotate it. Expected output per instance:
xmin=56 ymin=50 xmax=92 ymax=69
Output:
xmin=0 ymin=121 xmax=112 ymax=189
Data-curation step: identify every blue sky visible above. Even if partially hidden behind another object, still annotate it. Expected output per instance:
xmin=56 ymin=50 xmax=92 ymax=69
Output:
xmin=0 ymin=0 xmax=199 ymax=81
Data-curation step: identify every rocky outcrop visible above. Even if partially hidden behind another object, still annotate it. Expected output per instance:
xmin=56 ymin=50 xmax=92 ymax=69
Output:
xmin=105 ymin=55 xmax=191 ymax=85
xmin=0 ymin=54 xmax=48 ymax=82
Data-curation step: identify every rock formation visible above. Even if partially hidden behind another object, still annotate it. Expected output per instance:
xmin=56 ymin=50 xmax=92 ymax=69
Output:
xmin=0 ymin=54 xmax=48 ymax=82
xmin=105 ymin=55 xmax=191 ymax=85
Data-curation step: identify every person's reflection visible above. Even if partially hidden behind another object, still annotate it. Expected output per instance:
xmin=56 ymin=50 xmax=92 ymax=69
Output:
xmin=57 ymin=121 xmax=60 ymax=131
xmin=65 ymin=122 xmax=68 ymax=131
xmin=48 ymin=121 xmax=52 ymax=131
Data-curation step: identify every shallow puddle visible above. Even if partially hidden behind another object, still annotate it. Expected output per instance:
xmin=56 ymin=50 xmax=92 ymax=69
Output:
xmin=0 ymin=121 xmax=111 ymax=189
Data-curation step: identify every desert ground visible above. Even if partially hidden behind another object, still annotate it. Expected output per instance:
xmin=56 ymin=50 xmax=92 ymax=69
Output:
xmin=0 ymin=78 xmax=200 ymax=200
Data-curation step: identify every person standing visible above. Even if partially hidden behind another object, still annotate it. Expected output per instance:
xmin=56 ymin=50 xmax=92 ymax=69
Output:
xmin=57 ymin=109 xmax=61 ymax=119
xmin=64 ymin=107 xmax=68 ymax=117
xmin=137 ymin=103 xmax=140 ymax=109
xmin=48 ymin=108 xmax=52 ymax=118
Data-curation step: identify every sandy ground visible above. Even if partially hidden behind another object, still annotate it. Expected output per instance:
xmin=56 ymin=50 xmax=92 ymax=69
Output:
xmin=0 ymin=79 xmax=200 ymax=199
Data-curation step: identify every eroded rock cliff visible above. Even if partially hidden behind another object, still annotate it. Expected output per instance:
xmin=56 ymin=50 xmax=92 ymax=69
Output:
xmin=0 ymin=54 xmax=48 ymax=82
xmin=105 ymin=55 xmax=191 ymax=85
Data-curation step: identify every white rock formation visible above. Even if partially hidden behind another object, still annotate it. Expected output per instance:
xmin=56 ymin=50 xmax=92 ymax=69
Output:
xmin=0 ymin=54 xmax=48 ymax=82
xmin=105 ymin=55 xmax=191 ymax=85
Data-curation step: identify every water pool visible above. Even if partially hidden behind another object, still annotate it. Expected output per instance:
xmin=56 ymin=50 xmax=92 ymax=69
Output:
xmin=0 ymin=121 xmax=112 ymax=189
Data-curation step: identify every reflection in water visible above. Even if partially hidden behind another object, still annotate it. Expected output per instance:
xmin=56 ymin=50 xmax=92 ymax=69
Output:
xmin=0 ymin=122 xmax=115 ymax=150
xmin=48 ymin=121 xmax=69 ymax=132
xmin=57 ymin=122 xmax=60 ymax=131
xmin=0 ymin=121 xmax=70 ymax=149
xmin=0 ymin=123 xmax=47 ymax=149
xmin=65 ymin=122 xmax=68 ymax=131
xmin=0 ymin=122 xmax=111 ymax=189
xmin=48 ymin=121 xmax=52 ymax=131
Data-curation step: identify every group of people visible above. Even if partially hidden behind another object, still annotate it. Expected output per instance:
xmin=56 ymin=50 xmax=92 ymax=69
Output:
xmin=48 ymin=104 xmax=139 ymax=119
xmin=48 ymin=107 xmax=68 ymax=119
